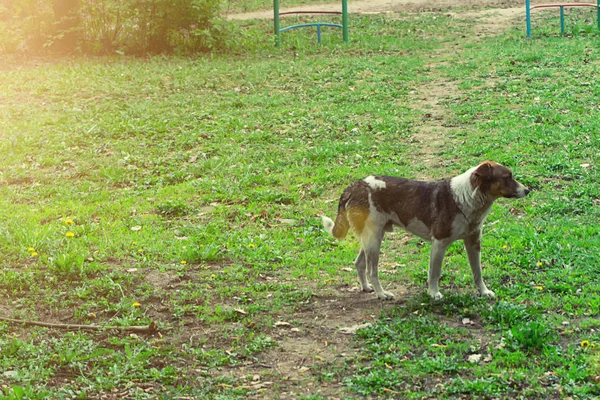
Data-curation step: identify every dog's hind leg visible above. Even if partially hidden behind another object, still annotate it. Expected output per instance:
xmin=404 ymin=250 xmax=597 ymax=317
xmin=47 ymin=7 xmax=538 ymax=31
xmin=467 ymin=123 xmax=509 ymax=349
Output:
xmin=427 ymin=239 xmax=451 ymax=300
xmin=354 ymin=250 xmax=373 ymax=292
xmin=361 ymin=230 xmax=394 ymax=300
xmin=464 ymin=231 xmax=495 ymax=298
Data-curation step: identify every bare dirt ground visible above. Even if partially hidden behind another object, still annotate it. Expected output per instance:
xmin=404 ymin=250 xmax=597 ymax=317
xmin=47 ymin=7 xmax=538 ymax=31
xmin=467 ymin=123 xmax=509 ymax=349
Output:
xmin=227 ymin=0 xmax=524 ymax=20
xmin=220 ymin=1 xmax=525 ymax=398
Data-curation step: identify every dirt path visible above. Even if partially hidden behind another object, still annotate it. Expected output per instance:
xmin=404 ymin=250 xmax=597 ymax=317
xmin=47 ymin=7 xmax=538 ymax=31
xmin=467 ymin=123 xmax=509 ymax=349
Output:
xmin=410 ymin=6 xmax=522 ymax=172
xmin=227 ymin=0 xmax=524 ymax=20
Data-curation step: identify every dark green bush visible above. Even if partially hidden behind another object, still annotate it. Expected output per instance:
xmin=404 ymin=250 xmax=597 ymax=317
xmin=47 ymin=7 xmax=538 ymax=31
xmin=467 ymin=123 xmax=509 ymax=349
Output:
xmin=0 ymin=0 xmax=55 ymax=53
xmin=0 ymin=0 xmax=228 ymax=55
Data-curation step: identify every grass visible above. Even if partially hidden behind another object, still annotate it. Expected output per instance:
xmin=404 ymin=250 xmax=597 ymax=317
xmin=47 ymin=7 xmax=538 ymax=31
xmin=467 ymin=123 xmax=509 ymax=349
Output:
xmin=1 ymin=6 xmax=600 ymax=399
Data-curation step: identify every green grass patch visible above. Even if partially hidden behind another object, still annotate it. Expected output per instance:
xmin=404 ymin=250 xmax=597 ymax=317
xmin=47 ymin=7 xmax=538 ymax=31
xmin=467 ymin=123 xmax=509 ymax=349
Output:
xmin=1 ymin=9 xmax=600 ymax=399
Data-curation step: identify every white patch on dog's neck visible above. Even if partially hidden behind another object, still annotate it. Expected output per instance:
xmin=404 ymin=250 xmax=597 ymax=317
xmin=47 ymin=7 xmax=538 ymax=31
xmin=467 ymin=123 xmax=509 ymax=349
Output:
xmin=364 ymin=176 xmax=386 ymax=190
xmin=450 ymin=166 xmax=488 ymax=217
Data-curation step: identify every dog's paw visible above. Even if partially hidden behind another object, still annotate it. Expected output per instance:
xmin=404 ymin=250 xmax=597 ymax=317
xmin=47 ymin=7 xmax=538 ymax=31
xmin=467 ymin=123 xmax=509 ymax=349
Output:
xmin=479 ymin=288 xmax=496 ymax=299
xmin=428 ymin=290 xmax=444 ymax=301
xmin=361 ymin=284 xmax=375 ymax=293
xmin=376 ymin=290 xmax=395 ymax=300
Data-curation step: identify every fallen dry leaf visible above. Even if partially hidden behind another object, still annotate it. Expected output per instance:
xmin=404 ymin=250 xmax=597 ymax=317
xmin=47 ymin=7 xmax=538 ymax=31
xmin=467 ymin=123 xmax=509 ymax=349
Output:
xmin=467 ymin=354 xmax=482 ymax=363
xmin=339 ymin=323 xmax=372 ymax=335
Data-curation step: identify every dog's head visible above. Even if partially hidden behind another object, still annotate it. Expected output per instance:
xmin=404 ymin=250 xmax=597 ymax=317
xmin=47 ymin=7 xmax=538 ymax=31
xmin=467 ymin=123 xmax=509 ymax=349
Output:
xmin=471 ymin=161 xmax=530 ymax=199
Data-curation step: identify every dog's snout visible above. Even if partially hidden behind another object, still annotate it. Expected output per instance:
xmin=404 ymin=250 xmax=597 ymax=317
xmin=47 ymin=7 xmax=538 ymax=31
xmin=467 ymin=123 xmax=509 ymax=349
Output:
xmin=513 ymin=183 xmax=530 ymax=199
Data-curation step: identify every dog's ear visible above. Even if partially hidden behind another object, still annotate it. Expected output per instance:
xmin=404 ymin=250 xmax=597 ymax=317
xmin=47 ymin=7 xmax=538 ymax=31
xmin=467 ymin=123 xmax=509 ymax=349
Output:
xmin=475 ymin=161 xmax=494 ymax=177
xmin=471 ymin=161 xmax=494 ymax=188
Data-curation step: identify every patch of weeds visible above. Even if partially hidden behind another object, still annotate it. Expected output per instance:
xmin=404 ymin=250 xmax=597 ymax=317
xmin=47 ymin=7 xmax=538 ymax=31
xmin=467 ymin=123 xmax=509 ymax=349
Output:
xmin=483 ymin=301 xmax=539 ymax=328
xmin=188 ymin=333 xmax=275 ymax=368
xmin=506 ymin=321 xmax=557 ymax=353
xmin=0 ymin=270 xmax=37 ymax=292
xmin=243 ymin=333 xmax=276 ymax=355
xmin=45 ymin=253 xmax=86 ymax=279
xmin=311 ymin=361 xmax=348 ymax=384
xmin=156 ymin=199 xmax=190 ymax=217
xmin=445 ymin=375 xmax=509 ymax=397
xmin=280 ymin=288 xmax=313 ymax=306
xmin=181 ymin=243 xmax=222 ymax=263
xmin=492 ymin=347 xmax=529 ymax=368
xmin=0 ymin=386 xmax=50 ymax=400
xmin=400 ymin=291 xmax=489 ymax=321
xmin=348 ymin=314 xmax=476 ymax=396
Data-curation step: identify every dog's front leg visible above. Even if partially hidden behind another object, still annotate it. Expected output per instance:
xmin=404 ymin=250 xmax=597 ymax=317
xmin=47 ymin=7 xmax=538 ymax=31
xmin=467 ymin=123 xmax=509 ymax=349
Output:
xmin=464 ymin=232 xmax=495 ymax=298
xmin=428 ymin=239 xmax=451 ymax=300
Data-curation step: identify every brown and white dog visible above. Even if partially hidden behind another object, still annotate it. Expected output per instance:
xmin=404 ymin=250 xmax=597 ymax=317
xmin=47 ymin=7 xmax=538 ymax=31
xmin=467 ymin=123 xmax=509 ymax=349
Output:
xmin=322 ymin=161 xmax=530 ymax=300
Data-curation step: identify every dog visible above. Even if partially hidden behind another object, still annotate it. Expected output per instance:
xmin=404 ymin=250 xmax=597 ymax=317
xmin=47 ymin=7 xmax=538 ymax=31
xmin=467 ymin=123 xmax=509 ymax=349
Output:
xmin=321 ymin=161 xmax=530 ymax=300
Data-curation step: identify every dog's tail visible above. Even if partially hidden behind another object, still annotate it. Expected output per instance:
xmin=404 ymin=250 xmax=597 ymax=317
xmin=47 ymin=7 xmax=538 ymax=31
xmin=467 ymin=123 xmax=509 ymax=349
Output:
xmin=321 ymin=206 xmax=350 ymax=240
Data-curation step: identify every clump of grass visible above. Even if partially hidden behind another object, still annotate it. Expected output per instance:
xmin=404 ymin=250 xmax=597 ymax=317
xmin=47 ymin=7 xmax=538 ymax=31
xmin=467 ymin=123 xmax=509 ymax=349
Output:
xmin=156 ymin=200 xmax=190 ymax=217
xmin=507 ymin=321 xmax=557 ymax=353
xmin=483 ymin=301 xmax=538 ymax=327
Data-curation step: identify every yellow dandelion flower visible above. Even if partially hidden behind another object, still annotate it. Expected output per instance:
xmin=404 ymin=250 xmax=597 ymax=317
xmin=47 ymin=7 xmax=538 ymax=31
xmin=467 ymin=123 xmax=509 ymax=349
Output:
xmin=181 ymin=260 xmax=187 ymax=265
xmin=211 ymin=274 xmax=216 ymax=279
xmin=502 ymin=245 xmax=508 ymax=249
xmin=132 ymin=302 xmax=141 ymax=308
xmin=31 ymin=252 xmax=38 ymax=257
xmin=138 ymin=249 xmax=143 ymax=253
xmin=537 ymin=261 xmax=543 ymax=267
xmin=581 ymin=340 xmax=591 ymax=348
xmin=535 ymin=285 xmax=543 ymax=290
xmin=132 ymin=241 xmax=137 ymax=246
xmin=27 ymin=247 xmax=35 ymax=252
xmin=65 ymin=219 xmax=73 ymax=225
xmin=248 ymin=243 xmax=255 ymax=248
xmin=65 ymin=232 xmax=75 ymax=238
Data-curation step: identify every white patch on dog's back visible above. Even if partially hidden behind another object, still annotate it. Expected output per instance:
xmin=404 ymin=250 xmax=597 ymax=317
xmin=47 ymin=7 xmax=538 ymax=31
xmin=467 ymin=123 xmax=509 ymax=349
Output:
xmin=364 ymin=176 xmax=386 ymax=190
